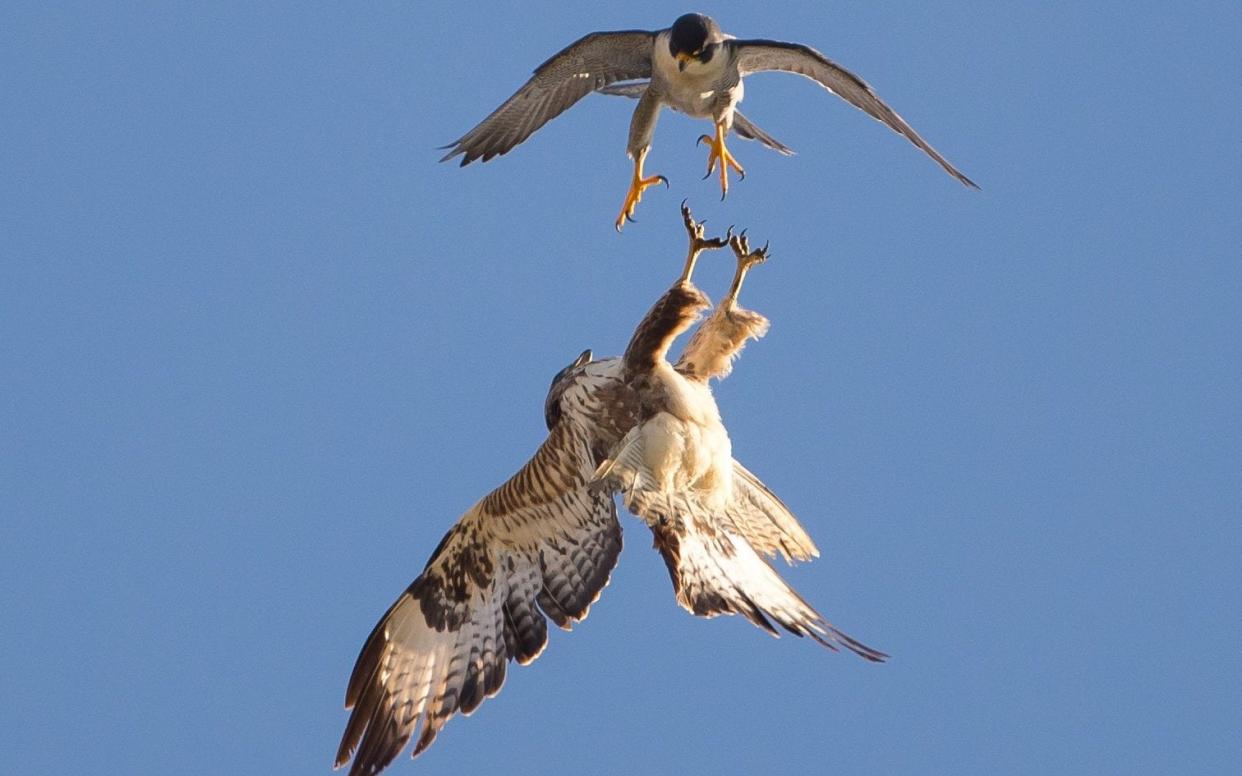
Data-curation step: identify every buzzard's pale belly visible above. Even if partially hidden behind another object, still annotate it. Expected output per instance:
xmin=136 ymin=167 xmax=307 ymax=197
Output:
xmin=638 ymin=411 xmax=733 ymax=511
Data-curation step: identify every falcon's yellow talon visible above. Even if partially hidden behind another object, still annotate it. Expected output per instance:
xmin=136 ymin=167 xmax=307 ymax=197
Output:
xmin=615 ymin=149 xmax=666 ymax=231
xmin=700 ymin=121 xmax=746 ymax=199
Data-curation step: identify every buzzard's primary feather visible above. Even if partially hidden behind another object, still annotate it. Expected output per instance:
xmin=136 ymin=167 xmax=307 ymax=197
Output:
xmin=336 ymin=365 xmax=633 ymax=776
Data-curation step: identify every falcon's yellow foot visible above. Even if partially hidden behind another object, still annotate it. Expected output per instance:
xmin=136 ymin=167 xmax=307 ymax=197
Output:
xmin=696 ymin=122 xmax=746 ymax=200
xmin=615 ymin=154 xmax=668 ymax=231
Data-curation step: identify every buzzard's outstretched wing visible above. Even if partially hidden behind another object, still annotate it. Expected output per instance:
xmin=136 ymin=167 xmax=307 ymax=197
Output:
xmin=441 ymin=30 xmax=656 ymax=165
xmin=731 ymin=39 xmax=977 ymax=188
xmin=336 ymin=370 xmax=630 ymax=774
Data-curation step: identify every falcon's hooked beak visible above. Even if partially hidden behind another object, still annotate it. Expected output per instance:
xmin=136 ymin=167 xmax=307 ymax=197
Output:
xmin=676 ymin=51 xmax=693 ymax=71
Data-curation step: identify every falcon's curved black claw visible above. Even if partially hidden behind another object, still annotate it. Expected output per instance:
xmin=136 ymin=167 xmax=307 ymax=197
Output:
xmin=658 ymin=175 xmax=669 ymax=188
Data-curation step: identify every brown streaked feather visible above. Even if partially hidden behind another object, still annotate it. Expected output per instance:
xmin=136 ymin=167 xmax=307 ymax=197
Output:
xmin=646 ymin=506 xmax=886 ymax=661
xmin=622 ymin=283 xmax=711 ymax=375
xmin=336 ymin=372 xmax=628 ymax=775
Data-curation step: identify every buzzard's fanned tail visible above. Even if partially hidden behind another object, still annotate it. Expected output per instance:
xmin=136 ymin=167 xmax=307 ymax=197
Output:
xmin=648 ymin=509 xmax=886 ymax=662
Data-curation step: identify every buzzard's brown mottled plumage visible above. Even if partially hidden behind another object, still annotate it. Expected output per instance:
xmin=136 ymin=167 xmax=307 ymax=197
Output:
xmin=335 ymin=362 xmax=635 ymax=776
xmin=337 ymin=206 xmax=883 ymax=776
xmin=595 ymin=206 xmax=885 ymax=660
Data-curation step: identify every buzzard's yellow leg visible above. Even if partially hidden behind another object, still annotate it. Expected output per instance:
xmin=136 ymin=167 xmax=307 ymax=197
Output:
xmin=697 ymin=121 xmax=746 ymax=200
xmin=615 ymin=147 xmax=668 ymax=231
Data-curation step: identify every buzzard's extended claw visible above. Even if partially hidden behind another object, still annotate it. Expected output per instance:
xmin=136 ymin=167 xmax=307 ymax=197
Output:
xmin=678 ymin=202 xmax=731 ymax=285
xmin=722 ymin=229 xmax=770 ymax=307
xmin=729 ymin=230 xmax=770 ymax=266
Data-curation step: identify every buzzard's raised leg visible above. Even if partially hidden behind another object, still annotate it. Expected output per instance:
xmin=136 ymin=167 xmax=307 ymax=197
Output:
xmin=615 ymin=147 xmax=668 ymax=231
xmin=678 ymin=200 xmax=732 ymax=286
xmin=697 ymin=120 xmax=746 ymax=200
xmin=722 ymin=230 xmax=770 ymax=310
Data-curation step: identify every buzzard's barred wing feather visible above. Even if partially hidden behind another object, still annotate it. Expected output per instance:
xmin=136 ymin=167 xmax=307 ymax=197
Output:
xmin=441 ymin=31 xmax=656 ymax=165
xmin=336 ymin=416 xmax=622 ymax=775
xmin=732 ymin=39 xmax=978 ymax=188
xmin=725 ymin=460 xmax=819 ymax=564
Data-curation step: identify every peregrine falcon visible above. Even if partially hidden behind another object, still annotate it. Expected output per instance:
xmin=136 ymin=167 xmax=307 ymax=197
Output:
xmin=441 ymin=13 xmax=978 ymax=230
xmin=334 ymin=205 xmax=883 ymax=776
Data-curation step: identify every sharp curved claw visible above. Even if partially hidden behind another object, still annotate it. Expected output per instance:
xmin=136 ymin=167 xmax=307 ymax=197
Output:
xmin=738 ymin=169 xmax=746 ymax=182
xmin=702 ymin=169 xmax=712 ymax=181
xmin=625 ymin=212 xmax=637 ymax=224
xmin=657 ymin=175 xmax=669 ymax=188
xmin=695 ymin=134 xmax=711 ymax=148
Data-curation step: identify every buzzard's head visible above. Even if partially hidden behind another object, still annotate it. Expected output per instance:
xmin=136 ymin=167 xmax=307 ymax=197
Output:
xmin=544 ymin=349 xmax=593 ymax=429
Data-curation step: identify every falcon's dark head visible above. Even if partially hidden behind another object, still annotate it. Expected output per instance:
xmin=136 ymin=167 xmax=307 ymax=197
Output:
xmin=669 ymin=13 xmax=721 ymax=70
xmin=544 ymin=349 xmax=593 ymax=430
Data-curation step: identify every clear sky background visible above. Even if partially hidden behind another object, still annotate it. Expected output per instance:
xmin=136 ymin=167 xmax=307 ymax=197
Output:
xmin=3 ymin=2 xmax=1239 ymax=774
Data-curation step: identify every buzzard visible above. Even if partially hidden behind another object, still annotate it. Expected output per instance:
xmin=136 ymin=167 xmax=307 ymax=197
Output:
xmin=335 ymin=205 xmax=883 ymax=776
xmin=441 ymin=13 xmax=977 ymax=229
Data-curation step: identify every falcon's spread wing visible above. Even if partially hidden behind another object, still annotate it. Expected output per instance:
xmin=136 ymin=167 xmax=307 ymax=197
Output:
xmin=731 ymin=39 xmax=978 ymax=188
xmin=336 ymin=368 xmax=631 ymax=775
xmin=440 ymin=30 xmax=656 ymax=165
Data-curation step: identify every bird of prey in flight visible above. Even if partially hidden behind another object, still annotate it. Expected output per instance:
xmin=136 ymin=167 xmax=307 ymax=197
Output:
xmin=334 ymin=205 xmax=884 ymax=776
xmin=440 ymin=13 xmax=978 ymax=230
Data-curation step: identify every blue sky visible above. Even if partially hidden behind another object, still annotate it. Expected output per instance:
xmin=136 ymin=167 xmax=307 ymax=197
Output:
xmin=3 ymin=2 xmax=1239 ymax=774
